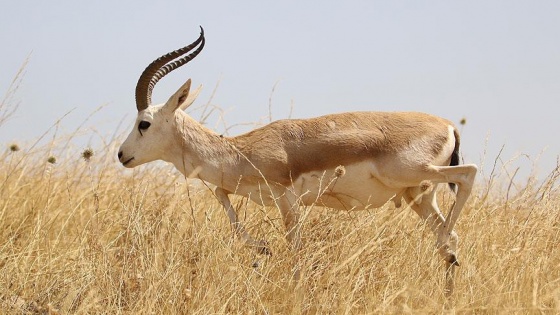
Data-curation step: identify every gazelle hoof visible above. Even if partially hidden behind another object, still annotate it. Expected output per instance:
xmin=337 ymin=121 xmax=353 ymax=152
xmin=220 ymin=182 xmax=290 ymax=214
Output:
xmin=448 ymin=254 xmax=460 ymax=266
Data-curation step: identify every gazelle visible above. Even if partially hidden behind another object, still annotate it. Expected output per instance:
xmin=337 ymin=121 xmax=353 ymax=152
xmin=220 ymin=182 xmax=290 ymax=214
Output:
xmin=118 ymin=27 xmax=477 ymax=295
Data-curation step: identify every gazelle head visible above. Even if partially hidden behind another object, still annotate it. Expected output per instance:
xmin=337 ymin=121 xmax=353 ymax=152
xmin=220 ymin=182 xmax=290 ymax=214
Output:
xmin=118 ymin=27 xmax=205 ymax=168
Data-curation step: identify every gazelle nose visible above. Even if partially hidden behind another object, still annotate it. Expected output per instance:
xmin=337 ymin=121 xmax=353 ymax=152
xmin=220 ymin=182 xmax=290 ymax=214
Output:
xmin=118 ymin=151 xmax=123 ymax=160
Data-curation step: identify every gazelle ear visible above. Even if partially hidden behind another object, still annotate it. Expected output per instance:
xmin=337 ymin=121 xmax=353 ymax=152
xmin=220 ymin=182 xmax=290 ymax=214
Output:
xmin=165 ymin=79 xmax=192 ymax=112
xmin=179 ymin=84 xmax=203 ymax=111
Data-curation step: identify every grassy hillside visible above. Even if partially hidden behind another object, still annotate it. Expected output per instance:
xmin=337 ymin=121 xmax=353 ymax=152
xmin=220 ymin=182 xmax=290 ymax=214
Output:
xmin=0 ymin=134 xmax=559 ymax=314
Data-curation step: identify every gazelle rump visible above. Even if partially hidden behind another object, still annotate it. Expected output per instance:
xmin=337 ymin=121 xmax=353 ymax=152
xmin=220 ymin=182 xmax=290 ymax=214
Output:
xmin=118 ymin=27 xmax=477 ymax=295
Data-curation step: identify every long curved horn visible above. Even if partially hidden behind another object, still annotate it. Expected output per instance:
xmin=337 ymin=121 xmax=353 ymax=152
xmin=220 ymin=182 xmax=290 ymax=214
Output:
xmin=135 ymin=26 xmax=205 ymax=112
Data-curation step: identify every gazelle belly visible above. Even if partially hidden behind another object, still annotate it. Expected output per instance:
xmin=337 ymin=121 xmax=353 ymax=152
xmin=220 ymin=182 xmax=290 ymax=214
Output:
xmin=293 ymin=161 xmax=401 ymax=210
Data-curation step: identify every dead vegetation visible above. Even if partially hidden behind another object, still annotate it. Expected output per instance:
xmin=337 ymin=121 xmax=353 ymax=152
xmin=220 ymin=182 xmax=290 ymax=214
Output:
xmin=0 ymin=132 xmax=559 ymax=314
xmin=1 ymin=70 xmax=559 ymax=313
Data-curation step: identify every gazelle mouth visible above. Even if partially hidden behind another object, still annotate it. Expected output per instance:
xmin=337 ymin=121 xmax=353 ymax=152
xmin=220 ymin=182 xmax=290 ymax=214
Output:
xmin=123 ymin=157 xmax=135 ymax=166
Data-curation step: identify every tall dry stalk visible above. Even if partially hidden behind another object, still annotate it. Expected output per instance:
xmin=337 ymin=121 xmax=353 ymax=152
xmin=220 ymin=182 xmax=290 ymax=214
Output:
xmin=0 ymin=57 xmax=29 ymax=129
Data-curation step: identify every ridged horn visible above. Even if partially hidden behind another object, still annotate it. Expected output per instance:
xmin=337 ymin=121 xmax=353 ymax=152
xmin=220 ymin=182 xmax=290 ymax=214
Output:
xmin=135 ymin=26 xmax=205 ymax=112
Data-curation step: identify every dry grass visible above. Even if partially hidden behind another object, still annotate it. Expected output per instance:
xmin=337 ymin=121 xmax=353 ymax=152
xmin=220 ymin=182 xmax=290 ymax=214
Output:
xmin=0 ymin=135 xmax=559 ymax=314
xmin=1 ymin=73 xmax=560 ymax=313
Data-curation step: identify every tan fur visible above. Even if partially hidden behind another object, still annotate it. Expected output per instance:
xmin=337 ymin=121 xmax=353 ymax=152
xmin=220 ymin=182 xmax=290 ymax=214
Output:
xmin=119 ymin=32 xmax=478 ymax=295
xmin=231 ymin=111 xmax=451 ymax=186
xmin=119 ymin=79 xmax=477 ymax=296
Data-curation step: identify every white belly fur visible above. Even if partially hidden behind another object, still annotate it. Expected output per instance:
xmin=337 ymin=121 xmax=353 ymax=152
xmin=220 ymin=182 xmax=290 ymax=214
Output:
xmin=292 ymin=161 xmax=401 ymax=210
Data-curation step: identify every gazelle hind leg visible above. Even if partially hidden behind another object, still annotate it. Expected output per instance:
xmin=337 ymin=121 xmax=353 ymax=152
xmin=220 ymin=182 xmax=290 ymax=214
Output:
xmin=405 ymin=186 xmax=459 ymax=296
xmin=428 ymin=164 xmax=477 ymax=261
xmin=404 ymin=186 xmax=458 ymax=261
xmin=405 ymin=163 xmax=476 ymax=296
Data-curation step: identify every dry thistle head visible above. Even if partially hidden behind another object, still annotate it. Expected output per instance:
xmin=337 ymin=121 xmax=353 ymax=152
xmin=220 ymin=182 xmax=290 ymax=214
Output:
xmin=47 ymin=156 xmax=57 ymax=164
xmin=334 ymin=165 xmax=346 ymax=177
xmin=81 ymin=148 xmax=94 ymax=161
xmin=460 ymin=117 xmax=467 ymax=126
xmin=420 ymin=180 xmax=433 ymax=192
xmin=9 ymin=144 xmax=20 ymax=152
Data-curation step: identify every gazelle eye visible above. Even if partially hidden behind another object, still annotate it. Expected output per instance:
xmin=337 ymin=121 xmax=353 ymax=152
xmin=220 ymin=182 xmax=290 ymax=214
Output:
xmin=138 ymin=121 xmax=151 ymax=135
xmin=139 ymin=121 xmax=151 ymax=130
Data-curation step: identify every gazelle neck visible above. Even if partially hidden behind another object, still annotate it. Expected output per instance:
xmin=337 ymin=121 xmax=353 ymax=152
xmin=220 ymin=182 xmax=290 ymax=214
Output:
xmin=163 ymin=111 xmax=241 ymax=187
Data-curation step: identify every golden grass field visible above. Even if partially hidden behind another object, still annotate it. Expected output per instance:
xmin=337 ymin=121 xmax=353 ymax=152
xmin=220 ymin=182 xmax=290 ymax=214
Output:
xmin=0 ymin=134 xmax=559 ymax=315
xmin=1 ymin=79 xmax=559 ymax=313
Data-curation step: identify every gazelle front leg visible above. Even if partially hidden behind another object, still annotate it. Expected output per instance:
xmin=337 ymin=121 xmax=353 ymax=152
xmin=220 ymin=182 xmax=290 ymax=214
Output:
xmin=214 ymin=187 xmax=271 ymax=255
xmin=275 ymin=191 xmax=302 ymax=250
xmin=277 ymin=193 xmax=303 ymax=280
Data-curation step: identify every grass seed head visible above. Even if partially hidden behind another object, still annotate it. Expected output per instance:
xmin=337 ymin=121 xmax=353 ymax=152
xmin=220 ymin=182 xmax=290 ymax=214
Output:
xmin=9 ymin=143 xmax=20 ymax=152
xmin=81 ymin=148 xmax=94 ymax=161
xmin=334 ymin=165 xmax=346 ymax=177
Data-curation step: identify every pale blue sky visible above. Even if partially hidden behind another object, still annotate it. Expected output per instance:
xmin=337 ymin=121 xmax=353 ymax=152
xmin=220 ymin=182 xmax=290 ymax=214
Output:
xmin=1 ymin=1 xmax=559 ymax=181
